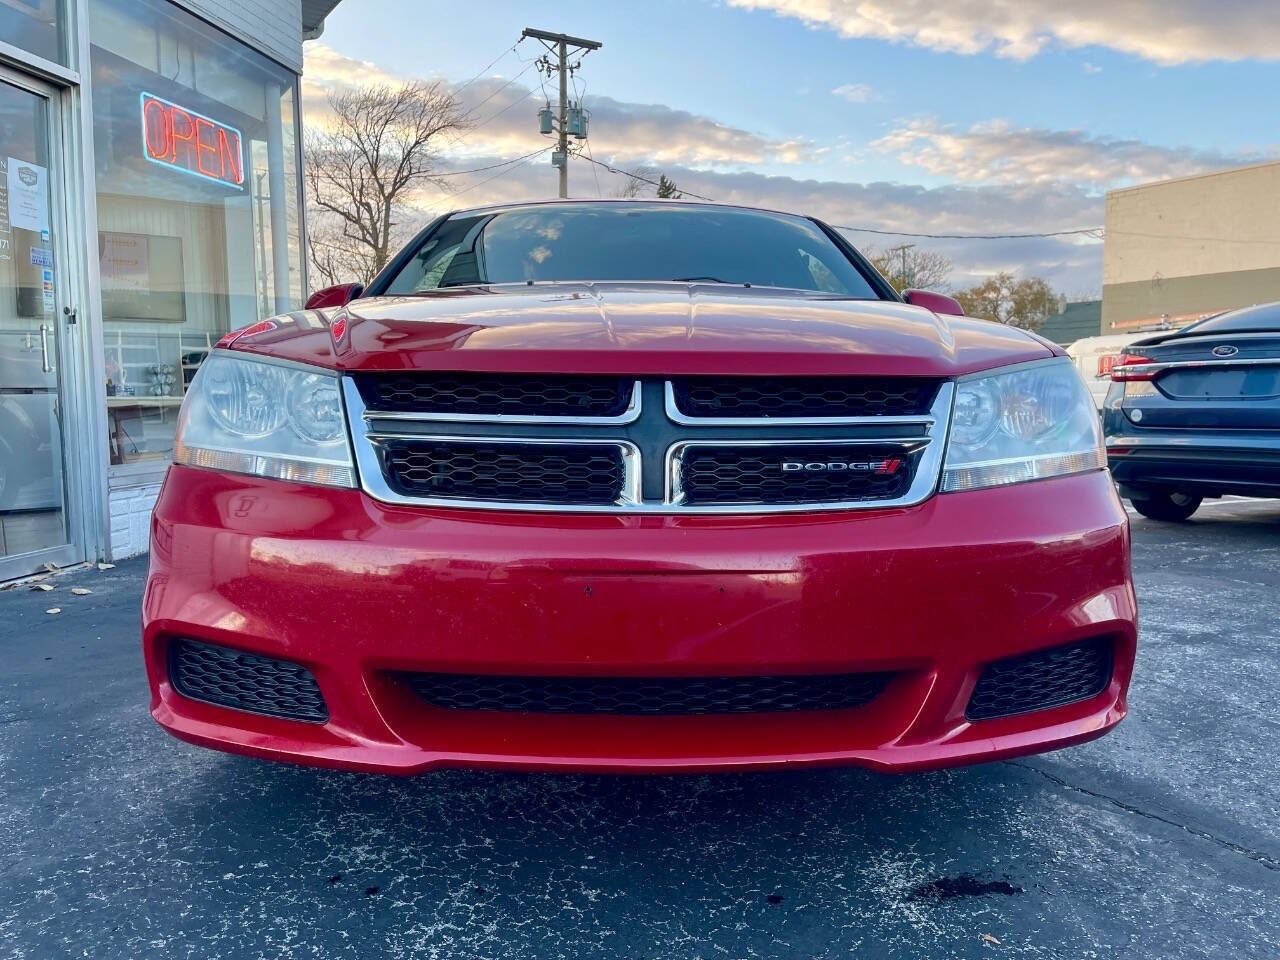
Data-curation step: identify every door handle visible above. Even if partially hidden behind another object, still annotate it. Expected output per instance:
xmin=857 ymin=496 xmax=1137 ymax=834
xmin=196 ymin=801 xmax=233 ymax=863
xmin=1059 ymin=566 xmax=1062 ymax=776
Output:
xmin=40 ymin=324 xmax=53 ymax=373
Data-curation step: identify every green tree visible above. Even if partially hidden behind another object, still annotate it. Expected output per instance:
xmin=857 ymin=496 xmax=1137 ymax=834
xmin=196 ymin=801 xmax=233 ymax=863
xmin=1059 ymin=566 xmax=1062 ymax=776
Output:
xmin=952 ymin=272 xmax=1059 ymax=331
xmin=655 ymin=174 xmax=682 ymax=199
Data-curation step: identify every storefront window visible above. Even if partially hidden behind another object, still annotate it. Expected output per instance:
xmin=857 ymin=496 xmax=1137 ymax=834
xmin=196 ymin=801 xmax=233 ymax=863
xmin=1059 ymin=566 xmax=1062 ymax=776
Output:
xmin=0 ymin=0 xmax=70 ymax=66
xmin=88 ymin=0 xmax=303 ymax=473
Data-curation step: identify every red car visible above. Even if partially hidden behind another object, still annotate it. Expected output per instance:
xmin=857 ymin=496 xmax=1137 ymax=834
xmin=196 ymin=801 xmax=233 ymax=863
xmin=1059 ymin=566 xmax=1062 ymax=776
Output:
xmin=144 ymin=200 xmax=1136 ymax=774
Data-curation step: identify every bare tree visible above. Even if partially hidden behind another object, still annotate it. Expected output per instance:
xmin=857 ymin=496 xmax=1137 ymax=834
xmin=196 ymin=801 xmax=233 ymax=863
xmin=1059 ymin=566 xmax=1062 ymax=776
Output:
xmin=615 ymin=165 xmax=658 ymax=199
xmin=305 ymin=82 xmax=470 ymax=287
xmin=865 ymin=244 xmax=953 ymax=293
xmin=952 ymin=272 xmax=1058 ymax=331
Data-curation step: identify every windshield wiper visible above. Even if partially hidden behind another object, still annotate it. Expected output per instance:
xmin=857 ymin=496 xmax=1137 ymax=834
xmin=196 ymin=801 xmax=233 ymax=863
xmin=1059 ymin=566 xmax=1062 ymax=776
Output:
xmin=671 ymin=276 xmax=749 ymax=286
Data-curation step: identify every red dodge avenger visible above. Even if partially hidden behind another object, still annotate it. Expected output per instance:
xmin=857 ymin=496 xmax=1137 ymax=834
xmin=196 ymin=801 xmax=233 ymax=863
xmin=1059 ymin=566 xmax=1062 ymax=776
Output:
xmin=143 ymin=200 xmax=1137 ymax=774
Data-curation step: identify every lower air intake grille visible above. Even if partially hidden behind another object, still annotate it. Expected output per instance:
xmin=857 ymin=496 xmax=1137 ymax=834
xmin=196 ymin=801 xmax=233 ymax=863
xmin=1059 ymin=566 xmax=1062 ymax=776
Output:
xmin=966 ymin=638 xmax=1113 ymax=722
xmin=377 ymin=439 xmax=628 ymax=505
xmin=355 ymin=372 xmax=632 ymax=418
xmin=671 ymin=376 xmax=939 ymax=419
xmin=405 ymin=671 xmax=894 ymax=715
xmin=168 ymin=639 xmax=328 ymax=723
xmin=675 ymin=444 xmax=916 ymax=506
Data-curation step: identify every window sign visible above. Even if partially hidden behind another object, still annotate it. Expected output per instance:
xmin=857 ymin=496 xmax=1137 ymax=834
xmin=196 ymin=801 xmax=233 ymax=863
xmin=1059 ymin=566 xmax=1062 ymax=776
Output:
xmin=6 ymin=157 xmax=50 ymax=232
xmin=139 ymin=92 xmax=244 ymax=189
xmin=0 ymin=158 xmax=9 ymax=262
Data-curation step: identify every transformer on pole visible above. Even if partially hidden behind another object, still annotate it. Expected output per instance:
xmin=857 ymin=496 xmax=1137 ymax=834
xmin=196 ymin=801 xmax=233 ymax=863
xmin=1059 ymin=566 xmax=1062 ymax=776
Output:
xmin=522 ymin=27 xmax=602 ymax=198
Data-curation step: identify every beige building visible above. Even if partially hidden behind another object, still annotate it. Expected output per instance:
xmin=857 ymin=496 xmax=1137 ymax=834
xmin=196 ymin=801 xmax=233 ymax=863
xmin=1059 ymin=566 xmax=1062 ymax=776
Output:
xmin=1102 ymin=160 xmax=1280 ymax=332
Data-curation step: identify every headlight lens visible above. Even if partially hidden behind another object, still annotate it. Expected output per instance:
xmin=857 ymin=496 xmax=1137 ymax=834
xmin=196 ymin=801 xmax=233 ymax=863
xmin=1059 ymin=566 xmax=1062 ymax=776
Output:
xmin=174 ymin=352 xmax=356 ymax=487
xmin=941 ymin=359 xmax=1103 ymax=492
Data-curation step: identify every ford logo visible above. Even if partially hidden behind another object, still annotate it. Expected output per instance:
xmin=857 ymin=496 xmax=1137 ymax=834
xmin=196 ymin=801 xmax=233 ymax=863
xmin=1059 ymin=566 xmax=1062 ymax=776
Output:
xmin=1211 ymin=344 xmax=1239 ymax=357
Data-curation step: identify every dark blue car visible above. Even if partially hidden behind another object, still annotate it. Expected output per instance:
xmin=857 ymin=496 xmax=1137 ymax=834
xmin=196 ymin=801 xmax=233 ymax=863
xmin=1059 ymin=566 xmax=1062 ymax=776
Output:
xmin=1104 ymin=301 xmax=1280 ymax=521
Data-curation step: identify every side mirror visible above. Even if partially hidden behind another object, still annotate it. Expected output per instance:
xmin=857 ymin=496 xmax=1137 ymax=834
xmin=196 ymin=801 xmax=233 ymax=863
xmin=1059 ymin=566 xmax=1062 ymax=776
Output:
xmin=903 ymin=289 xmax=965 ymax=317
xmin=305 ymin=282 xmax=363 ymax=310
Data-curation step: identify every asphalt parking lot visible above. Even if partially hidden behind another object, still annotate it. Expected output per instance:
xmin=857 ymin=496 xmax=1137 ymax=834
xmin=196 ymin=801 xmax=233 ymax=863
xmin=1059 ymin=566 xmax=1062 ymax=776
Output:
xmin=2 ymin=498 xmax=1278 ymax=959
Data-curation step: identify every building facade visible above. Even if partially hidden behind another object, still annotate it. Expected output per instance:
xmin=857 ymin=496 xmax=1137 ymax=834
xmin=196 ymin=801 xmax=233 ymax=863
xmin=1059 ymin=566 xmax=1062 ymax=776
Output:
xmin=1038 ymin=299 xmax=1101 ymax=348
xmin=0 ymin=0 xmax=338 ymax=580
xmin=1103 ymin=161 xmax=1280 ymax=333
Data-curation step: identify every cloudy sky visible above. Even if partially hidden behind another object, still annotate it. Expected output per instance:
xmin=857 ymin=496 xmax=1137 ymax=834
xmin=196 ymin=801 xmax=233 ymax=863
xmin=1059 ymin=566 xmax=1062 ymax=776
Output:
xmin=308 ymin=0 xmax=1278 ymax=296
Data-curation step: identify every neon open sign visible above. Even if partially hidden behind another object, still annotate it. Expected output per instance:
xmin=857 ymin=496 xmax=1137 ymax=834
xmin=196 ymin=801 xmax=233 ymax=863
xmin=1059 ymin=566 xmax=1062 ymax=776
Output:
xmin=140 ymin=92 xmax=244 ymax=189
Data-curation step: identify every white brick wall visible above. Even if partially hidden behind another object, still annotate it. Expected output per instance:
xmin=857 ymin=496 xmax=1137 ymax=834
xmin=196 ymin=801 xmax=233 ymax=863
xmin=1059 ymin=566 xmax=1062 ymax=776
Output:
xmin=176 ymin=0 xmax=304 ymax=73
xmin=109 ymin=485 xmax=164 ymax=560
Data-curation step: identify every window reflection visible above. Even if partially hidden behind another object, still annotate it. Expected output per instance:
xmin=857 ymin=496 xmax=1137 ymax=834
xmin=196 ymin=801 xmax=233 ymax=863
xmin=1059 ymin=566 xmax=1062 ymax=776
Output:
xmin=88 ymin=0 xmax=302 ymax=469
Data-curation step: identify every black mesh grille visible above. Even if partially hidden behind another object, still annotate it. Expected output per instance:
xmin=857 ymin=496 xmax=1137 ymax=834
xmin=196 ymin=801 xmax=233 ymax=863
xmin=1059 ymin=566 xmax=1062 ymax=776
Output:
xmin=671 ymin=377 xmax=939 ymax=419
xmin=378 ymin=439 xmax=626 ymax=504
xmin=966 ymin=638 xmax=1113 ymax=722
xmin=168 ymin=639 xmax=328 ymax=723
xmin=405 ymin=672 xmax=894 ymax=715
xmin=357 ymin=372 xmax=632 ymax=418
xmin=677 ymin=444 xmax=916 ymax=505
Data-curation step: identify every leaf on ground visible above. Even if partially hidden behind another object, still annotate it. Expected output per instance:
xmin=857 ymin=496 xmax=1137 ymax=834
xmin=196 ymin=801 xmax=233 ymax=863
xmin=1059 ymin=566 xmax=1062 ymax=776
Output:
xmin=32 ymin=583 xmax=55 ymax=592
xmin=45 ymin=608 xmax=61 ymax=615
xmin=71 ymin=588 xmax=92 ymax=596
xmin=41 ymin=562 xmax=58 ymax=573
xmin=982 ymin=934 xmax=1001 ymax=945
xmin=97 ymin=563 xmax=115 ymax=570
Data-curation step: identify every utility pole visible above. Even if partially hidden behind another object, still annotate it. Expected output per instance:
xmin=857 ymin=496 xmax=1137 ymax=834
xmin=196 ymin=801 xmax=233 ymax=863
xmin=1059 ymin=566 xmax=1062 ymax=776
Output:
xmin=523 ymin=27 xmax=601 ymax=198
xmin=885 ymin=243 xmax=916 ymax=290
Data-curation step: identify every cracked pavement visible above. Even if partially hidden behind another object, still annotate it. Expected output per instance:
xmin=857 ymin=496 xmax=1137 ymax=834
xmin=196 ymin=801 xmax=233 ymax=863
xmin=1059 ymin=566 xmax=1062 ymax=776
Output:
xmin=2 ymin=499 xmax=1278 ymax=958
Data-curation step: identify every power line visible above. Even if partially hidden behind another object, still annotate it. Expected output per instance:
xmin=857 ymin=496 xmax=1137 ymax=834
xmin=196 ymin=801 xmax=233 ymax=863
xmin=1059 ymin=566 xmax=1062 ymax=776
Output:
xmin=438 ymin=148 xmax=1103 ymax=241
xmin=575 ymin=155 xmax=716 ymax=202
xmin=572 ymin=72 xmax=602 ymax=198
xmin=471 ymin=88 xmax=536 ymax=132
xmin=463 ymin=60 xmax=538 ymax=119
xmin=579 ymin=140 xmax=602 ymax=197
xmin=449 ymin=147 xmax=551 ymax=198
xmin=432 ymin=148 xmax=553 ymax=178
xmin=452 ymin=41 xmax=521 ymax=96
xmin=832 ymin=224 xmax=1104 ymax=240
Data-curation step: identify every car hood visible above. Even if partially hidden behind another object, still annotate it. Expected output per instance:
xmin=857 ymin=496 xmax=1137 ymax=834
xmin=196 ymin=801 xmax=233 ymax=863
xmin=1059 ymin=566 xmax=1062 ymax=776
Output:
xmin=228 ymin=282 xmax=1055 ymax=377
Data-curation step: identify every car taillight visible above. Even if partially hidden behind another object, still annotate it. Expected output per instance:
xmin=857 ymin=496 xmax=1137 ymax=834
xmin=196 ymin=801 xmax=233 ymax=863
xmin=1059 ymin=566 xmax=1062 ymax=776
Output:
xmin=1110 ymin=353 xmax=1157 ymax=381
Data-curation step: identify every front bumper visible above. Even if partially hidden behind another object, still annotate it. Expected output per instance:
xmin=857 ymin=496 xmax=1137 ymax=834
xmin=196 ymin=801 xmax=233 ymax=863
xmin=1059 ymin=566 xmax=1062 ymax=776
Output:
xmin=144 ymin=465 xmax=1136 ymax=774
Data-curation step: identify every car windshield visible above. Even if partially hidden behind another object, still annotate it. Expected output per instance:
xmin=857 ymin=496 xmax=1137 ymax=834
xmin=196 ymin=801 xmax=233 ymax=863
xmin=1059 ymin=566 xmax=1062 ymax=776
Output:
xmin=382 ymin=203 xmax=882 ymax=297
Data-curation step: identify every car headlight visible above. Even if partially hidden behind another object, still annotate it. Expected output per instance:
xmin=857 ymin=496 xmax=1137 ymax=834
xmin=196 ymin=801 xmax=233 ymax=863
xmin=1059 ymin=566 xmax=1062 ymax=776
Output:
xmin=174 ymin=352 xmax=356 ymax=487
xmin=941 ymin=358 xmax=1104 ymax=492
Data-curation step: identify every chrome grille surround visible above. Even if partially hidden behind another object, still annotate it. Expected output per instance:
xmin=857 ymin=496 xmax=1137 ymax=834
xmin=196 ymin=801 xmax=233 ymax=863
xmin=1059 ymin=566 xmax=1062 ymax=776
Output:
xmin=370 ymin=434 xmax=642 ymax=508
xmin=667 ymin=438 xmax=930 ymax=507
xmin=357 ymin=376 xmax=643 ymax=425
xmin=344 ymin=377 xmax=954 ymax=513
xmin=664 ymin=379 xmax=939 ymax=425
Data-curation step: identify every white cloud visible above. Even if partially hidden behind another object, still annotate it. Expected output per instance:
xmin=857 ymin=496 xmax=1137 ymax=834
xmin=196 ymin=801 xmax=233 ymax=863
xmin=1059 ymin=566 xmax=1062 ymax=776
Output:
xmin=1082 ymin=62 xmax=1103 ymax=74
xmin=302 ymin=43 xmax=808 ymax=168
xmin=872 ymin=118 xmax=1258 ymax=188
xmin=302 ymin=44 xmax=1206 ymax=294
xmin=726 ymin=0 xmax=1280 ymax=65
xmin=832 ymin=83 xmax=879 ymax=103
xmin=403 ymin=159 xmax=1105 ymax=293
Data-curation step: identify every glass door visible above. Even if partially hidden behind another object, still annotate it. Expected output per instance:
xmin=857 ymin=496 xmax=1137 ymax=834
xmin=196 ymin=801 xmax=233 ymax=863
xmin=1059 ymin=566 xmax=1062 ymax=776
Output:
xmin=0 ymin=73 xmax=79 ymax=579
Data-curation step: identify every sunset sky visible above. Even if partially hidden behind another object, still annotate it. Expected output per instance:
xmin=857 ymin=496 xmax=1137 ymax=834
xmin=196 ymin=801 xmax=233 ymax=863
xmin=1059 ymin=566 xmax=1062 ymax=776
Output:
xmin=307 ymin=0 xmax=1277 ymax=295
